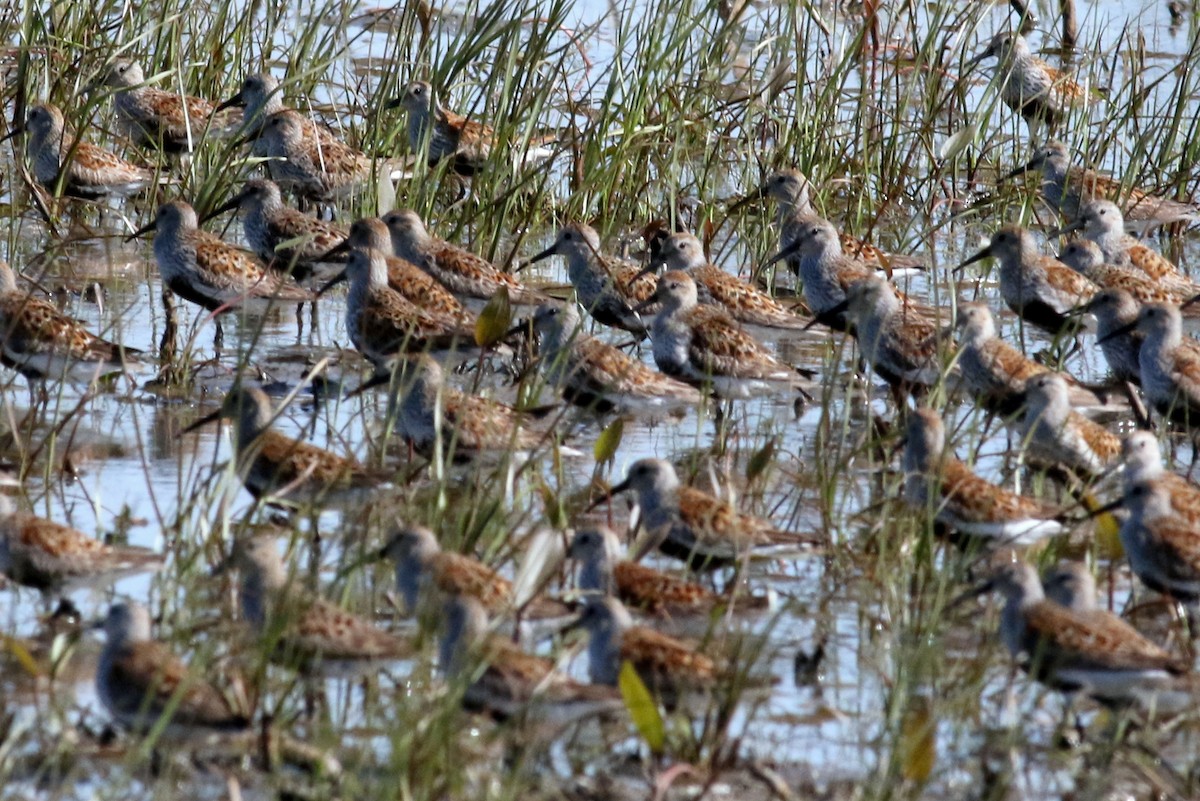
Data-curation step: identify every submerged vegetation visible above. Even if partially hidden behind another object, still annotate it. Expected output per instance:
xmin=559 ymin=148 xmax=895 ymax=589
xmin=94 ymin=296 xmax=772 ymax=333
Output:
xmin=0 ymin=0 xmax=1199 ymax=799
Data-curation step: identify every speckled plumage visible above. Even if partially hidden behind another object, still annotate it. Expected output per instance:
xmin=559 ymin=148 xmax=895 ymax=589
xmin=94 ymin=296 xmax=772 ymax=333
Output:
xmin=96 ymin=59 xmax=239 ymax=150
xmin=21 ymin=103 xmax=159 ymax=198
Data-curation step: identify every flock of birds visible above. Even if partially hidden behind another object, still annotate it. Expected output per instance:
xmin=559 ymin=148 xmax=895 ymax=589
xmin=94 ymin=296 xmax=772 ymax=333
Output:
xmin=4 ymin=27 xmax=1200 ymax=776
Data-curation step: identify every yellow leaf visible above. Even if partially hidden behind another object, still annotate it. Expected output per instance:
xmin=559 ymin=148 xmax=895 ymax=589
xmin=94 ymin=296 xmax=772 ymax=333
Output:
xmin=1079 ymin=492 xmax=1123 ymax=559
xmin=3 ymin=635 xmax=42 ymax=677
xmin=475 ymin=286 xmax=512 ymax=347
xmin=898 ymin=697 xmax=936 ymax=783
xmin=593 ymin=418 xmax=624 ymax=464
xmin=619 ymin=661 xmax=664 ymax=754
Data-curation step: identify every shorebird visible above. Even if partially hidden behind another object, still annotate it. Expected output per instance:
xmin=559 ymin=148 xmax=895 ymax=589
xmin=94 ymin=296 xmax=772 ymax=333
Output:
xmin=1100 ymin=303 xmax=1200 ymax=427
xmin=219 ymin=537 xmax=411 ymax=674
xmin=0 ymin=495 xmax=162 ymax=597
xmin=131 ymin=200 xmax=313 ymax=313
xmin=96 ymin=602 xmax=249 ymax=739
xmin=183 ymin=385 xmax=389 ymax=506
xmin=599 ymin=457 xmax=818 ymax=568
xmin=328 ymin=248 xmax=473 ymax=368
xmin=11 ymin=103 xmax=160 ymax=198
xmin=322 ymin=216 xmax=470 ymax=325
xmin=1004 ymin=141 xmax=1200 ymax=231
xmin=1042 ymin=562 xmax=1097 ymax=610
xmin=572 ymin=596 xmax=717 ymax=702
xmin=1056 ymin=239 xmax=1200 ymax=305
xmin=389 ymin=79 xmax=554 ymax=174
xmin=965 ymin=31 xmax=1085 ymax=132
xmin=216 ymin=72 xmax=342 ymax=161
xmin=388 ymin=355 xmax=562 ymax=460
xmin=1119 ymin=481 xmax=1200 ymax=603
xmin=204 ymin=179 xmax=348 ymax=279
xmin=959 ymin=224 xmax=1096 ymax=336
xmin=830 ymin=276 xmax=943 ymax=403
xmin=383 ymin=209 xmax=548 ymax=305
xmin=647 ymin=232 xmax=808 ymax=330
xmin=568 ymin=526 xmax=764 ymax=616
xmin=0 ymin=261 xmax=141 ymax=383
xmin=94 ymin=59 xmax=239 ymax=151
xmin=1056 ymin=200 xmax=1189 ymax=285
xmin=731 ymin=168 xmax=924 ymax=274
xmin=642 ymin=270 xmax=814 ymax=399
xmin=1078 ymin=289 xmax=1143 ymax=386
xmin=953 ymin=302 xmax=1049 ymax=415
xmin=524 ymin=302 xmax=701 ymax=412
xmin=977 ymin=560 xmax=1188 ymax=705
xmin=378 ymin=524 xmax=569 ymax=618
xmin=1017 ymin=373 xmax=1121 ymax=480
xmin=255 ymin=110 xmax=409 ymax=204
xmin=1120 ymin=431 xmax=1200 ymax=516
xmin=526 ymin=223 xmax=650 ymax=333
xmin=903 ymin=408 xmax=1064 ymax=545
xmin=439 ymin=595 xmax=620 ymax=723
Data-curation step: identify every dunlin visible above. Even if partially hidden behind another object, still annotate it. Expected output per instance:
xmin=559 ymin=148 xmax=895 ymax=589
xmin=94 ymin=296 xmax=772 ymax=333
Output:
xmin=379 ymin=524 xmax=569 ymax=618
xmin=255 ymin=110 xmax=409 ymax=204
xmin=1005 ymin=141 xmax=1200 ymax=230
xmin=184 ymin=385 xmax=388 ymax=506
xmin=205 ymin=178 xmax=348 ymax=279
xmin=767 ymin=217 xmax=920 ymax=331
xmin=383 ymin=209 xmax=548 ymax=305
xmin=573 ymin=596 xmax=716 ymax=701
xmin=217 ymin=72 xmax=342 ymax=162
xmin=960 ymin=224 xmax=1095 ymax=335
xmin=389 ymin=355 xmax=561 ymax=460
xmin=644 ymin=270 xmax=814 ymax=399
xmin=12 ymin=103 xmax=159 ymax=198
xmin=953 ymin=302 xmax=1048 ymax=415
xmin=1079 ymin=289 xmax=1143 ymax=386
xmin=439 ymin=595 xmax=620 ymax=722
xmin=831 ymin=276 xmax=943 ymax=403
xmin=1101 ymin=303 xmax=1200 ymax=427
xmin=323 ymin=217 xmax=470 ymax=325
xmin=526 ymin=223 xmax=650 ymax=333
xmin=1017 ymin=373 xmax=1121 ymax=480
xmin=569 ymin=526 xmax=761 ymax=616
xmin=1121 ymin=431 xmax=1200 ymax=515
xmin=650 ymin=232 xmax=808 ymax=330
xmin=95 ymin=59 xmax=239 ymax=151
xmin=525 ymin=301 xmax=701 ymax=412
xmin=132 ymin=200 xmax=313 ymax=313
xmin=329 ymin=248 xmax=472 ymax=367
xmin=980 ymin=560 xmax=1187 ymax=704
xmin=0 ymin=261 xmax=141 ymax=383
xmin=1056 ymin=200 xmax=1188 ymax=285
xmin=96 ymin=602 xmax=249 ymax=739
xmin=220 ymin=537 xmax=411 ymax=673
xmin=966 ymin=31 xmax=1084 ymax=131
xmin=600 ymin=457 xmax=818 ymax=568
xmin=1056 ymin=239 xmax=1199 ymax=305
xmin=0 ymin=495 xmax=162 ymax=596
xmin=903 ymin=408 xmax=1064 ymax=544
xmin=1041 ymin=561 xmax=1097 ymax=610
xmin=732 ymin=168 xmax=923 ymax=274
xmin=389 ymin=80 xmax=554 ymax=174
xmin=1119 ymin=481 xmax=1200 ymax=603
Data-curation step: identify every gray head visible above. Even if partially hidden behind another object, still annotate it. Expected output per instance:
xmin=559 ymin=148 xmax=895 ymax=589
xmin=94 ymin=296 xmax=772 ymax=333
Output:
xmin=1085 ymin=288 xmax=1139 ymax=326
xmin=1057 ymin=239 xmax=1104 ymax=272
xmin=153 ymin=200 xmax=200 ymax=236
xmin=568 ymin=526 xmax=623 ymax=595
xmin=1025 ymin=141 xmax=1070 ymax=172
xmin=237 ymin=73 xmax=283 ymax=119
xmin=954 ymin=302 xmax=997 ymax=343
xmin=262 ymin=110 xmax=306 ymax=146
xmin=903 ymin=407 xmax=946 ymax=472
xmin=439 ymin=594 xmax=488 ymax=679
xmin=203 ymin=385 xmax=277 ymax=445
xmin=1124 ymin=480 xmax=1174 ymax=521
xmin=398 ymin=80 xmax=435 ymax=114
xmin=379 ymin=524 xmax=442 ymax=611
xmin=979 ymin=225 xmax=1036 ymax=266
xmin=530 ymin=301 xmax=584 ymax=346
xmin=1135 ymin=302 xmax=1182 ymax=340
xmin=986 ymin=559 xmax=1044 ymax=606
xmin=1079 ymin=200 xmax=1126 ymax=239
xmin=1042 ymin=562 xmax=1096 ymax=610
xmin=539 ymin=223 xmax=603 ymax=263
xmin=762 ymin=168 xmax=814 ymax=209
xmin=99 ymin=59 xmax=147 ymax=89
xmin=652 ymin=270 xmax=700 ymax=312
xmin=25 ymin=103 xmax=67 ymax=146
xmin=846 ymin=275 xmax=897 ymax=321
xmin=233 ymin=179 xmax=284 ymax=213
xmin=575 ymin=596 xmax=634 ymax=686
xmin=973 ymin=31 xmax=1030 ymax=64
xmin=1122 ymin=431 xmax=1164 ymax=484
xmin=610 ymin=458 xmax=682 ymax=502
xmin=1023 ymin=373 xmax=1070 ymax=422
xmin=102 ymin=602 xmax=154 ymax=646
xmin=346 ymin=218 xmax=394 ymax=252
xmin=790 ymin=218 xmax=841 ymax=258
xmin=381 ymin=209 xmax=432 ymax=252
xmin=658 ymin=232 xmax=707 ymax=271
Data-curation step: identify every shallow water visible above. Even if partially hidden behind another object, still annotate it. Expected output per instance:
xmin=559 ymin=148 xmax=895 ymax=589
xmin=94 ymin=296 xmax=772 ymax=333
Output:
xmin=3 ymin=0 xmax=1200 ymax=798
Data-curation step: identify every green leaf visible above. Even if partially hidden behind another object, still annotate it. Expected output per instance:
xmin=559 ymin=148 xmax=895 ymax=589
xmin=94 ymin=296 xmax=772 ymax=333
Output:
xmin=593 ymin=418 xmax=624 ymax=464
xmin=475 ymin=286 xmax=512 ymax=347
xmin=619 ymin=661 xmax=664 ymax=754
xmin=746 ymin=437 xmax=776 ymax=482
